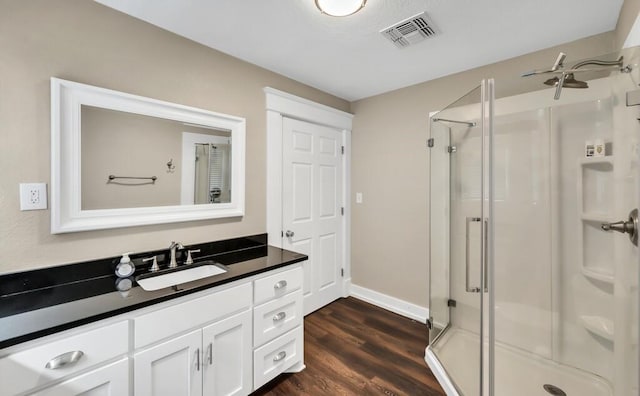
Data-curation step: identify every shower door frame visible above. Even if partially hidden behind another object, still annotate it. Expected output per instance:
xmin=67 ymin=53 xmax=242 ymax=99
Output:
xmin=426 ymin=79 xmax=494 ymax=396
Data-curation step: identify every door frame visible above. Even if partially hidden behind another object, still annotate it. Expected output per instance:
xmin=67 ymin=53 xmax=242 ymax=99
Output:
xmin=264 ymin=87 xmax=353 ymax=299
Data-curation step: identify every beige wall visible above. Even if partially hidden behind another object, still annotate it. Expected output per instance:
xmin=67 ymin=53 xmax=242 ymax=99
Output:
xmin=0 ymin=0 xmax=349 ymax=274
xmin=349 ymin=32 xmax=616 ymax=308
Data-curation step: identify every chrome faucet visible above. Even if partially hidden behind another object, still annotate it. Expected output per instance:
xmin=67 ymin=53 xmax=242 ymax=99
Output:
xmin=168 ymin=241 xmax=184 ymax=269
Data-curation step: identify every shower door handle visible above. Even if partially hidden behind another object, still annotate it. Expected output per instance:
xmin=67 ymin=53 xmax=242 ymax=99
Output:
xmin=465 ymin=217 xmax=488 ymax=293
xmin=465 ymin=217 xmax=481 ymax=293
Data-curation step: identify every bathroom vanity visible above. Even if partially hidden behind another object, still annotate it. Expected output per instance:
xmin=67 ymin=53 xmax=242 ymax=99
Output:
xmin=0 ymin=234 xmax=306 ymax=396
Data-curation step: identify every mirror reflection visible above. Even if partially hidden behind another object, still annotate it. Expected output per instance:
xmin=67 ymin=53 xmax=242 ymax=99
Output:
xmin=80 ymin=105 xmax=231 ymax=210
xmin=194 ymin=142 xmax=231 ymax=204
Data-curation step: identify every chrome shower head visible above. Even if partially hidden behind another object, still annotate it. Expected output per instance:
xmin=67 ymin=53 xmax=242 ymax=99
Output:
xmin=543 ymin=73 xmax=588 ymax=89
xmin=522 ymin=53 xmax=628 ymax=99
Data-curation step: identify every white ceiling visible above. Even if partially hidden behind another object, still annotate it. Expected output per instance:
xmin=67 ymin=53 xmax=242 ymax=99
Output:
xmin=95 ymin=0 xmax=624 ymax=101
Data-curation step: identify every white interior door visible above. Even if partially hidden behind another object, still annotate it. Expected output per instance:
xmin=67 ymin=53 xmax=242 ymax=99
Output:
xmin=282 ymin=117 xmax=344 ymax=315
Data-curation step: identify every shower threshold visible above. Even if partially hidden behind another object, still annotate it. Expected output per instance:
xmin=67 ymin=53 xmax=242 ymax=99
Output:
xmin=424 ymin=328 xmax=612 ymax=396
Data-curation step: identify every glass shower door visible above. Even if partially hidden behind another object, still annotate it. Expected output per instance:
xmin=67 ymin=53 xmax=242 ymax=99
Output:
xmin=428 ymin=82 xmax=491 ymax=395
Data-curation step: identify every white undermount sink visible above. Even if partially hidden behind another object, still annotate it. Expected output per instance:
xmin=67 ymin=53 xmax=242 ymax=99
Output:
xmin=136 ymin=263 xmax=228 ymax=292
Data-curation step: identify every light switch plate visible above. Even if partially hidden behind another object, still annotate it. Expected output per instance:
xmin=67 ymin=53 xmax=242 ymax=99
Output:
xmin=356 ymin=192 xmax=363 ymax=204
xmin=20 ymin=183 xmax=48 ymax=210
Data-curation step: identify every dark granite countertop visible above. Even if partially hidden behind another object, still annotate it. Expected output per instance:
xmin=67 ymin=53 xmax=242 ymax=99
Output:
xmin=0 ymin=234 xmax=307 ymax=349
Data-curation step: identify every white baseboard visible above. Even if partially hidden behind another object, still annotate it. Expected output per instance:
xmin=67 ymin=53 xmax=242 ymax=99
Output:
xmin=349 ymin=284 xmax=429 ymax=323
xmin=342 ymin=277 xmax=352 ymax=298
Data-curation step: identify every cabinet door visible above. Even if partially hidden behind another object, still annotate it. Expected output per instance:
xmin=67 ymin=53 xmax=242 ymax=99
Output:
xmin=30 ymin=358 xmax=128 ymax=396
xmin=202 ymin=310 xmax=252 ymax=396
xmin=134 ymin=329 xmax=203 ymax=396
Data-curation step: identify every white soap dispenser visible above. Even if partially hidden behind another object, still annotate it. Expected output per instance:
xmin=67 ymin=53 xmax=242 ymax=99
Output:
xmin=115 ymin=252 xmax=136 ymax=278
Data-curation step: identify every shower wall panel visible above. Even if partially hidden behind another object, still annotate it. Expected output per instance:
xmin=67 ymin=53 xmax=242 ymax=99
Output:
xmin=553 ymin=98 xmax=614 ymax=380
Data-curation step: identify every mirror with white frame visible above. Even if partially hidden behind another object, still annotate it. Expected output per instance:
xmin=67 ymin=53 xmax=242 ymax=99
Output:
xmin=51 ymin=78 xmax=245 ymax=233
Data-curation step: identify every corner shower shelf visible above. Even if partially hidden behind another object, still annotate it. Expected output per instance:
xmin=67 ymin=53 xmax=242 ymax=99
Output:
xmin=580 ymin=315 xmax=614 ymax=342
xmin=578 ymin=153 xmax=615 ymax=292
xmin=581 ymin=267 xmax=614 ymax=284
xmin=579 ymin=156 xmax=614 ymax=167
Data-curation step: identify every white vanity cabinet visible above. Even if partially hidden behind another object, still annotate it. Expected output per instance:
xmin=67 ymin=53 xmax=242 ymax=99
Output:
xmin=1 ymin=262 xmax=305 ymax=396
xmin=133 ymin=283 xmax=253 ymax=396
xmin=133 ymin=311 xmax=252 ymax=396
xmin=131 ymin=265 xmax=304 ymax=395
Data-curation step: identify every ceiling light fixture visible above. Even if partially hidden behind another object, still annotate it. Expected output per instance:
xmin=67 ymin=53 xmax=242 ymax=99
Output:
xmin=314 ymin=0 xmax=366 ymax=17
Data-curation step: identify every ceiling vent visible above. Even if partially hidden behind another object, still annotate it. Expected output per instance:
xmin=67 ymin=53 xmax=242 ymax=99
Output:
xmin=380 ymin=12 xmax=438 ymax=48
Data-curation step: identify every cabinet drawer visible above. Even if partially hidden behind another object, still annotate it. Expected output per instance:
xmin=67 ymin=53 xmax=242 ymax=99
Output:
xmin=0 ymin=321 xmax=128 ymax=396
xmin=253 ymin=326 xmax=303 ymax=389
xmin=135 ymin=282 xmax=251 ymax=348
xmin=29 ymin=358 xmax=129 ymax=396
xmin=254 ymin=266 xmax=302 ymax=305
xmin=254 ymin=290 xmax=302 ymax=347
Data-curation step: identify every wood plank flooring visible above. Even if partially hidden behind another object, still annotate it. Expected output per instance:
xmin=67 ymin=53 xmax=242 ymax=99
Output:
xmin=252 ymin=297 xmax=446 ymax=396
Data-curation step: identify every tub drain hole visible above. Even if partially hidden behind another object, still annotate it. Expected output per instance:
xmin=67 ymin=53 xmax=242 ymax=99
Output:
xmin=543 ymin=384 xmax=567 ymax=396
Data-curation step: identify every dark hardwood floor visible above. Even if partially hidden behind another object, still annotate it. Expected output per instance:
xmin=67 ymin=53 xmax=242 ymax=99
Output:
xmin=252 ymin=297 xmax=446 ymax=396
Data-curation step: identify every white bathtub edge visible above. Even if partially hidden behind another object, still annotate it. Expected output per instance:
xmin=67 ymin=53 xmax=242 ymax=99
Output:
xmin=425 ymin=346 xmax=460 ymax=396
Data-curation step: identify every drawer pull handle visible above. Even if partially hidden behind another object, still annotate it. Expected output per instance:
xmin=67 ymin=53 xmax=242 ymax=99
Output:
xmin=196 ymin=348 xmax=201 ymax=371
xmin=45 ymin=351 xmax=84 ymax=370
xmin=274 ymin=280 xmax=287 ymax=290
xmin=273 ymin=351 xmax=287 ymax=362
xmin=273 ymin=312 xmax=287 ymax=322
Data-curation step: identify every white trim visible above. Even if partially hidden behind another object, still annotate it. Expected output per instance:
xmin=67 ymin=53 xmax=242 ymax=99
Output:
xmin=264 ymin=87 xmax=353 ymax=130
xmin=264 ymin=87 xmax=353 ymax=299
xmin=342 ymin=278 xmax=352 ymax=298
xmin=342 ymin=129 xmax=352 ymax=297
xmin=265 ymin=109 xmax=284 ymax=248
xmin=51 ymin=78 xmax=246 ymax=233
xmin=350 ymin=284 xmax=429 ymax=323
xmin=425 ymin=347 xmax=460 ymax=396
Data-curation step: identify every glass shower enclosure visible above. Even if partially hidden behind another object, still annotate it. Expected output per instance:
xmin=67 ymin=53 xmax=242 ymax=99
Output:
xmin=426 ymin=47 xmax=640 ymax=396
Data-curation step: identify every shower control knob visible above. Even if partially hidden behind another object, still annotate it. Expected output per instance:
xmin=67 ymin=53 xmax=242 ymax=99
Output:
xmin=601 ymin=208 xmax=638 ymax=246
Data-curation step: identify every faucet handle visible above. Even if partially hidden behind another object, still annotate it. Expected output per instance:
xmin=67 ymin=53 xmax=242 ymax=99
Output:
xmin=185 ymin=249 xmax=201 ymax=265
xmin=143 ymin=256 xmax=160 ymax=272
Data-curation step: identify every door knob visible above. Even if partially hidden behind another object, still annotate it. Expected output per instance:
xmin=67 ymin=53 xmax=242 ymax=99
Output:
xmin=285 ymin=230 xmax=295 ymax=238
xmin=601 ymin=208 xmax=638 ymax=246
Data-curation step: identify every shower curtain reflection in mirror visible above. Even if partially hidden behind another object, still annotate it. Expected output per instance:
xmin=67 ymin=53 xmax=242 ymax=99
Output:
xmin=194 ymin=143 xmax=231 ymax=204
xmin=180 ymin=131 xmax=232 ymax=205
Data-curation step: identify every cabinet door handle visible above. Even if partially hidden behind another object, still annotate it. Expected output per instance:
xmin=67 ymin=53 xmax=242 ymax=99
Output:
xmin=207 ymin=342 xmax=213 ymax=365
xmin=273 ymin=312 xmax=287 ymax=322
xmin=274 ymin=280 xmax=287 ymax=290
xmin=195 ymin=348 xmax=201 ymax=371
xmin=45 ymin=351 xmax=84 ymax=369
xmin=273 ymin=351 xmax=287 ymax=362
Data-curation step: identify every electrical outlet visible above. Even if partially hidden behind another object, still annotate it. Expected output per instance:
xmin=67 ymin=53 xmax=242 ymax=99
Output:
xmin=20 ymin=183 xmax=47 ymax=210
